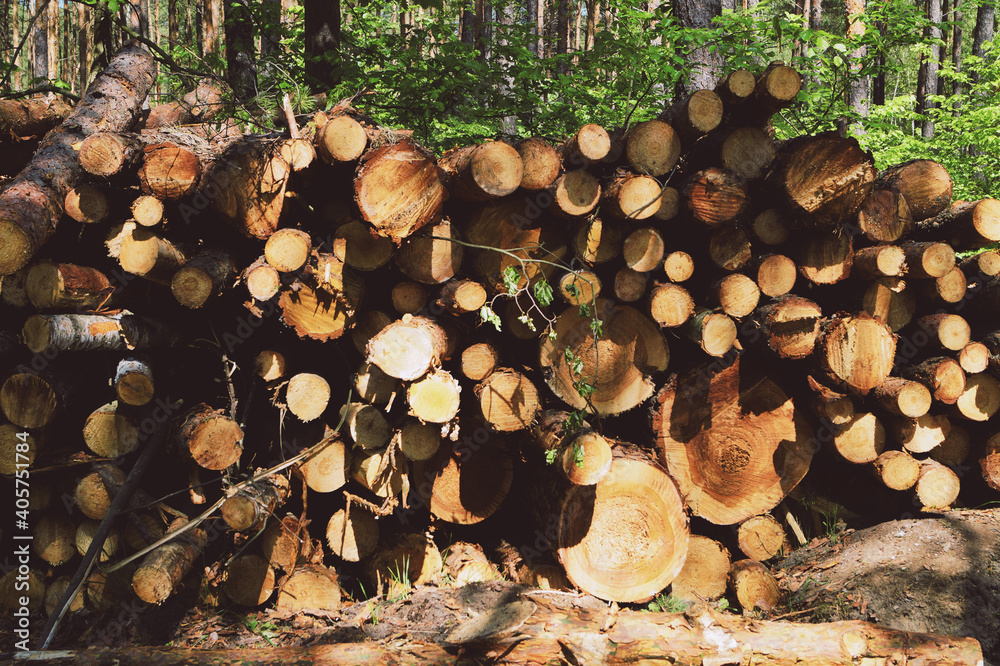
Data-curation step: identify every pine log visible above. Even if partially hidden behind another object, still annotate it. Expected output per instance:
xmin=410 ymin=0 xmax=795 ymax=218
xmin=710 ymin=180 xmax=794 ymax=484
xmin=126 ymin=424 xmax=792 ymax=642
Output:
xmin=354 ymin=137 xmax=446 ymax=242
xmin=573 ymin=217 xmax=622 ymax=265
xmin=417 ymin=438 xmax=512 ymax=525
xmin=394 ymin=419 xmax=442 ymax=461
xmin=663 ymin=250 xmax=695 ymax=282
xmin=1 ymin=569 xmax=45 ymax=614
xmin=441 ymin=140 xmax=523 ymax=201
xmin=919 ymin=198 xmax=1000 ymax=248
xmin=516 ymin=137 xmax=561 ymax=190
xmin=962 ymin=248 xmax=1000 ymax=277
xmin=539 ymin=299 xmax=668 ymax=415
xmin=710 ymin=272 xmax=760 ymax=319
xmin=914 ymin=460 xmax=961 ymax=509
xmin=0 ymin=424 xmax=39 ymax=474
xmin=0 ymin=95 xmax=72 ymax=138
xmin=353 ymin=360 xmax=401 ymax=406
xmin=894 ymin=413 xmax=951 ymax=453
xmin=715 ymin=68 xmax=756 ymax=105
xmin=145 ymin=78 xmax=224 ymax=128
xmin=264 ymin=228 xmax=312 ymax=272
xmin=138 ymin=141 xmax=202 ymax=200
xmin=317 ymin=114 xmax=368 ymax=163
xmin=873 ymin=377 xmax=932 ymax=418
xmin=601 ymin=173 xmax=662 ymax=220
xmin=653 ymin=356 xmax=814 ymax=525
xmin=298 ymin=431 xmax=349 ymax=493
xmin=64 ymin=184 xmax=110 ymax=224
xmin=548 ymin=169 xmax=601 ymax=217
xmin=624 ymin=120 xmax=681 ymax=177
xmin=351 ymin=310 xmax=392 ymax=355
xmin=334 ymin=219 xmax=394 ymax=271
xmin=554 ymin=454 xmax=689 ymax=603
xmin=26 ymin=261 xmax=113 ymax=310
xmin=260 ymin=516 xmax=303 ymax=572
xmin=436 ymin=278 xmax=486 ymax=314
xmin=74 ymin=464 xmax=125 ymax=520
xmin=798 ymin=229 xmax=854 ymax=284
xmin=221 ymin=476 xmax=289 ymax=532
xmin=833 ymin=412 xmax=885 ymax=464
xmin=683 ymin=168 xmax=748 ymax=227
xmin=771 ymin=133 xmax=875 ymax=228
xmin=243 ymin=257 xmax=281 ymax=302
xmin=170 ymin=250 xmax=234 ymax=308
xmin=900 ymin=356 xmax=966 ymax=405
xmin=557 ymin=270 xmax=601 ymax=307
xmin=223 ymin=554 xmax=276 ymax=607
xmin=708 ymin=224 xmax=753 ymax=272
xmin=899 ymin=240 xmax=956 ymax=279
xmin=662 ymin=89 xmax=723 ymax=141
xmin=952 ymin=372 xmax=1000 ymax=421
xmin=177 ymin=404 xmax=243 ymax=470
xmin=477 ymin=369 xmax=540 ymax=431
xmin=720 ymin=126 xmax=776 ymax=180
xmin=671 ymin=535 xmax=732 ymax=602
xmin=876 ymin=158 xmax=953 ymax=221
xmin=614 ymin=267 xmax=646 ymax=302
xmin=856 ymin=185 xmax=913 ymax=241
xmin=340 ymin=402 xmax=391 ymax=450
xmin=753 ymin=62 xmax=802 ymax=111
xmin=852 ymin=244 xmax=906 ymax=279
xmin=132 ymin=519 xmax=207 ymax=605
xmin=131 ymin=194 xmax=165 ymax=227
xmin=367 ymin=314 xmax=449 ymax=381
xmin=206 ymin=138 xmax=290 ymax=239
xmin=75 ymin=519 xmax=120 ymax=562
xmin=875 ymin=449 xmax=922 ymax=490
xmin=652 ymin=185 xmax=681 ymax=221
xmin=562 ymin=123 xmax=611 ymax=165
xmin=352 ymin=447 xmax=408 ymax=499
xmin=326 ymin=505 xmax=379 ymax=562
xmin=278 ymin=273 xmax=364 ymax=342
xmin=921 ymin=265 xmax=967 ymax=304
xmin=82 ymin=401 xmax=139 ymax=457
xmin=285 ymin=372 xmax=330 ymax=422
xmin=649 ymin=282 xmax=695 ymax=328
xmin=78 ymin=131 xmax=143 ymax=177
xmin=753 ymin=253 xmax=797 ymax=297
xmin=807 ymin=375 xmax=855 ymax=426
xmin=34 ymin=512 xmax=77 ymax=566
xmin=685 ymin=308 xmax=737 ymax=357
xmin=408 ymin=368 xmax=461 ymax=423
xmin=730 ymin=559 xmax=782 ymax=612
xmin=0 ymin=45 xmax=155 ymax=276
xmin=395 ymin=218 xmax=462 ymax=283
xmin=622 ymin=226 xmax=664 ymax=272
xmin=119 ymin=225 xmax=187 ymax=284
xmin=929 ymin=424 xmax=971 ymax=466
xmin=982 ymin=433 xmax=1000 ymax=492
xmin=0 ymin=371 xmax=63 ymax=429
xmin=816 ymin=312 xmax=896 ymax=394
xmin=915 ymin=313 xmax=971 ymax=351
xmin=862 ymin=276 xmax=914 ymax=331
xmin=958 ymin=341 xmax=989 ymax=374
xmin=368 ymin=533 xmax=441 ymax=596
xmin=460 ymin=342 xmax=498 ymax=381
xmin=737 ymin=513 xmax=790 ymax=561
xmin=557 ymin=429 xmax=613 ymax=486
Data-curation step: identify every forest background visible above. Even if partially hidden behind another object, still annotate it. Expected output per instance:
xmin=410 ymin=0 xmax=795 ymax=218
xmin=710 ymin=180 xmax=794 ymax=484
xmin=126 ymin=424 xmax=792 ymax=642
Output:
xmin=0 ymin=0 xmax=997 ymax=199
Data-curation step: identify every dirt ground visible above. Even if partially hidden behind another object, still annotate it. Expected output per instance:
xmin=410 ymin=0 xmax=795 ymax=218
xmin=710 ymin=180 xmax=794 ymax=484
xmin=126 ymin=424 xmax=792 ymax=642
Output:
xmin=776 ymin=507 xmax=1000 ymax=664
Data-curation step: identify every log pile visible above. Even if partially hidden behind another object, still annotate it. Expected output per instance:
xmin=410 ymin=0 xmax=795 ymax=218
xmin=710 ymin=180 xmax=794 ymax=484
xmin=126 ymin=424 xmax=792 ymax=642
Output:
xmin=0 ymin=48 xmax=996 ymax=660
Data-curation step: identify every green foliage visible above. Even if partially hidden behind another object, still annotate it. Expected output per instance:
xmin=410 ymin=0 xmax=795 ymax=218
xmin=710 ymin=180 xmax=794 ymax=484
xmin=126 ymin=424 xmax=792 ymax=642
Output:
xmin=646 ymin=592 xmax=691 ymax=613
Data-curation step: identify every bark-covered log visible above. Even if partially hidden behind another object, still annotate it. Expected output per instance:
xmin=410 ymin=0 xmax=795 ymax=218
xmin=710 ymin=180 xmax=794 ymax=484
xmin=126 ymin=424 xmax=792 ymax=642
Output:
xmin=0 ymin=45 xmax=156 ymax=276
xmin=876 ymin=158 xmax=953 ymax=221
xmin=0 ymin=95 xmax=72 ymax=138
xmin=515 ymin=137 xmax=561 ymax=190
xmin=440 ymin=140 xmax=523 ymax=201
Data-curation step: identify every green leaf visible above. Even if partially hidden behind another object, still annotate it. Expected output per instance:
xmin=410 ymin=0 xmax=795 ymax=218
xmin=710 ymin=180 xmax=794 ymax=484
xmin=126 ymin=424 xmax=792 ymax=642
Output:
xmin=544 ymin=448 xmax=558 ymax=465
xmin=517 ymin=314 xmax=537 ymax=332
xmin=502 ymin=266 xmax=521 ymax=296
xmin=479 ymin=305 xmax=502 ymax=332
xmin=533 ymin=279 xmax=554 ymax=308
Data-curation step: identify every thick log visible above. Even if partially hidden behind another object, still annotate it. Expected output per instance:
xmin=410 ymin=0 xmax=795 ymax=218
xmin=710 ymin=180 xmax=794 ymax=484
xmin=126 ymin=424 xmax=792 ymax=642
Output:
xmin=0 ymin=424 xmax=39 ymax=474
xmin=64 ymin=184 xmax=110 ymax=225
xmin=74 ymin=464 xmax=125 ymax=520
xmin=132 ymin=519 xmax=207 ymax=605
xmin=958 ymin=341 xmax=990 ymax=374
xmin=719 ymin=126 xmax=776 ymax=180
xmin=601 ymin=173 xmax=662 ymax=220
xmin=856 ymin=185 xmax=913 ymax=241
xmin=710 ymin=272 xmax=760 ymax=319
xmin=557 ymin=270 xmax=601 ymax=307
xmin=808 ymin=375 xmax=855 ymax=425
xmin=33 ymin=512 xmax=77 ymax=566
xmin=82 ymin=401 xmax=139 ymax=457
xmin=395 ymin=218 xmax=462 ymax=283
xmin=221 ymin=476 xmax=289 ymax=532
xmin=367 ymin=314 xmax=449 ymax=381
xmin=561 ymin=123 xmax=610 ymax=165
xmin=78 ymin=131 xmax=143 ymax=177
xmin=0 ymin=371 xmax=63 ymax=429
xmin=915 ymin=313 xmax=971 ymax=352
xmin=138 ymin=141 xmax=202 ymax=200
xmin=771 ymin=133 xmax=875 ymax=228
xmin=852 ymin=244 xmax=905 ymax=279
xmin=914 ymin=459 xmax=961 ymax=509
xmin=326 ymin=505 xmax=379 ymax=562
xmin=921 ymin=265 xmax=967 ymax=305
xmin=715 ymin=68 xmax=756 ymax=105
xmin=614 ymin=267 xmax=647 ymax=302
xmin=862 ymin=276 xmax=914 ymax=331
xmin=440 ymin=140 xmax=523 ymax=201
xmin=876 ymin=158 xmax=953 ymax=221
xmin=573 ymin=217 xmax=621 ymax=265
xmin=653 ymin=355 xmax=814 ymax=525
xmin=901 ymin=356 xmax=966 ymax=405
xmin=119 ymin=225 xmax=187 ymax=284
xmin=352 ymin=447 xmax=408 ymax=499
xmin=737 ymin=513 xmax=790 ymax=561
xmin=316 ymin=114 xmax=368 ymax=163
xmin=671 ymin=534 xmax=731 ymax=601
xmin=548 ymin=169 xmax=600 ymax=217
xmin=0 ymin=45 xmax=155 ymax=276
xmin=243 ymin=257 xmax=281 ymax=302
xmin=952 ymin=372 xmax=1000 ymax=421
xmin=340 ymin=402 xmax=391 ymax=450
xmin=516 ymin=137 xmax=561 ymax=190
xmin=223 ymin=554 xmax=275 ymax=607
xmin=131 ymin=194 xmax=165 ymax=227
xmin=622 ymin=226 xmax=664 ymax=272
xmin=816 ymin=312 xmax=896 ymax=394
xmin=334 ymin=219 xmax=394 ymax=271
xmin=918 ymin=197 xmax=1000 ymax=247
xmin=392 ymin=280 xmax=426 ymax=314
xmin=748 ymin=295 xmax=823 ymax=360
xmin=663 ymin=250 xmax=695 ymax=282
xmin=685 ymin=307 xmax=737 ymax=357
xmin=0 ymin=95 xmax=72 ymax=138
xmin=368 ymin=533 xmax=441 ymax=596
xmin=539 ymin=299 xmax=668 ymax=415
xmin=894 ymin=413 xmax=951 ymax=453
xmin=477 ymin=369 xmax=540 ymax=431
xmin=832 ymin=412 xmax=885 ymax=463
xmin=278 ymin=272 xmax=364 ymax=342
xmin=394 ymin=419 xmax=441 ymax=461
xmin=145 ymin=78 xmax=225 ymax=128
xmin=10 ymin=586 xmax=984 ymax=664
xmin=354 ymin=137 xmax=446 ymax=242
xmin=353 ymin=360 xmax=401 ymax=406
xmin=276 ymin=564 xmax=342 ymax=612
xmin=285 ymin=372 xmax=330 ymax=422
xmin=798 ymin=229 xmax=854 ymax=285
xmin=26 ymin=262 xmax=113 ymax=310
xmin=264 ymin=228 xmax=312 ymax=272
xmin=872 ymin=377 xmax=932 ymax=418
xmin=206 ymin=138 xmax=290 ymax=239
xmin=460 ymin=342 xmax=498 ymax=381
xmin=298 ymin=430 xmax=349 ymax=493
xmin=683 ymin=168 xmax=748 ymax=228
xmin=417 ymin=438 xmax=512 ymax=525
xmin=624 ymin=120 xmax=681 ymax=176
xmin=408 ymin=368 xmax=461 ymax=423
xmin=900 ymin=240 xmax=956 ymax=278
xmin=75 ymin=519 xmax=120 ymax=562
xmin=177 ymin=404 xmax=243 ymax=470
xmin=708 ymin=224 xmax=753 ymax=271
xmin=754 ymin=253 xmax=797 ymax=297
xmin=558 ymin=429 xmax=613 ymax=485
xmin=170 ymin=250 xmax=234 ymax=308
xmin=875 ymin=449 xmax=921 ymax=490
xmin=661 ymin=89 xmax=723 ymax=141
xmin=650 ymin=282 xmax=695 ymax=328
xmin=730 ymin=558 xmax=782 ymax=611
xmin=436 ymin=278 xmax=486 ymax=314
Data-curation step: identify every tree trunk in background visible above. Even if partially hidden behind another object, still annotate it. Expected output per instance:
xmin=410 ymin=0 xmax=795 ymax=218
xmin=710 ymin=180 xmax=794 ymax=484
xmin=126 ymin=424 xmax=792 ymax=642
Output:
xmin=11 ymin=0 xmax=20 ymax=87
xmin=496 ymin=0 xmax=517 ymax=136
xmin=46 ymin=0 xmax=57 ymax=81
xmin=557 ymin=0 xmax=568 ymax=73
xmin=226 ymin=0 xmax=256 ymax=101
xmin=527 ymin=0 xmax=538 ymax=56
xmin=674 ymin=0 xmax=724 ymax=92
xmin=972 ymin=0 xmax=995 ymax=85
xmin=203 ymin=0 xmax=220 ymax=55
xmin=586 ymin=0 xmax=597 ymax=50
xmin=168 ymin=0 xmax=179 ymax=46
xmin=918 ymin=0 xmax=942 ymax=139
xmin=845 ymin=0 xmax=869 ymax=132
xmin=260 ymin=0 xmax=282 ymax=59
xmin=78 ymin=4 xmax=91 ymax=93
xmin=460 ymin=3 xmax=474 ymax=45
xmin=33 ymin=0 xmax=48 ymax=80
xmin=304 ymin=0 xmax=341 ymax=88
xmin=952 ymin=0 xmax=962 ymax=105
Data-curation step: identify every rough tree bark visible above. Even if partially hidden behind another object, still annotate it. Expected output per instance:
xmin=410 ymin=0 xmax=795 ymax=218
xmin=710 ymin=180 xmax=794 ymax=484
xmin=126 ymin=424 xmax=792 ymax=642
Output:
xmin=304 ymin=0 xmax=341 ymax=88
xmin=0 ymin=44 xmax=156 ymax=276
xmin=674 ymin=0 xmax=724 ymax=92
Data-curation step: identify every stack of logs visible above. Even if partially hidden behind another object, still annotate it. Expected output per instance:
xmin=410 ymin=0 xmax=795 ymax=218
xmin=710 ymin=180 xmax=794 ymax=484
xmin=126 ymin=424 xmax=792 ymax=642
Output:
xmin=1 ymin=45 xmax=999 ymax=658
